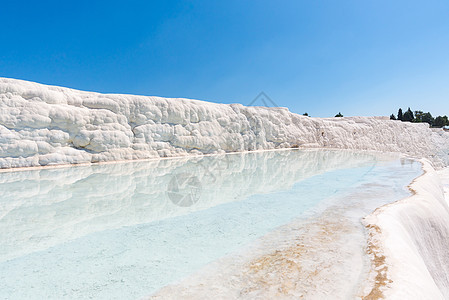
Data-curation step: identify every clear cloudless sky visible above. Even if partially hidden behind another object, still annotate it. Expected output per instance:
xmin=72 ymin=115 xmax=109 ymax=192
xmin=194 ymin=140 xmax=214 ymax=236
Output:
xmin=0 ymin=0 xmax=448 ymax=117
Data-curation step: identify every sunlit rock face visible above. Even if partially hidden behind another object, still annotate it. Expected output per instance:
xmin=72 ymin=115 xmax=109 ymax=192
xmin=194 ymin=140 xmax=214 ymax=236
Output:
xmin=1 ymin=77 xmax=448 ymax=169
xmin=363 ymin=161 xmax=449 ymax=299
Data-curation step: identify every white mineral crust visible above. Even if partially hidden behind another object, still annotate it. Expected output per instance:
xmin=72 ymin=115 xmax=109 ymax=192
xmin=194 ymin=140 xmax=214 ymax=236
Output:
xmin=1 ymin=77 xmax=448 ymax=169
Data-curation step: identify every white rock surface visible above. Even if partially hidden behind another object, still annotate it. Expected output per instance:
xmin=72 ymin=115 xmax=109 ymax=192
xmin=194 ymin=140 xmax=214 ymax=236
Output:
xmin=363 ymin=161 xmax=449 ymax=299
xmin=1 ymin=77 xmax=448 ymax=169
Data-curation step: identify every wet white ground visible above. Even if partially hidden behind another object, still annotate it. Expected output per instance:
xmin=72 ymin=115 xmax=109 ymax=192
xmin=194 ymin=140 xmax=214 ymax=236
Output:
xmin=149 ymin=159 xmax=422 ymax=299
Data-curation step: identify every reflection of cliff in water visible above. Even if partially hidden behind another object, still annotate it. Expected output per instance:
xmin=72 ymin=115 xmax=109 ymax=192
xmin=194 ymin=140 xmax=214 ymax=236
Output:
xmin=0 ymin=149 xmax=386 ymax=261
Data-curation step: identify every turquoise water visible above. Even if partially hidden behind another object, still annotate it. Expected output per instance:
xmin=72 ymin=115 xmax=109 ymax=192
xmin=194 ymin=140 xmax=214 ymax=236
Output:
xmin=0 ymin=150 xmax=421 ymax=299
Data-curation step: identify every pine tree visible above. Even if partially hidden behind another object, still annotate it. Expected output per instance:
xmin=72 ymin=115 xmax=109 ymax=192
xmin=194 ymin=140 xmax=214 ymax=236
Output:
xmin=421 ymin=112 xmax=434 ymax=126
xmin=434 ymin=116 xmax=445 ymax=127
xmin=402 ymin=107 xmax=414 ymax=122
xmin=434 ymin=115 xmax=449 ymax=128
xmin=390 ymin=114 xmax=396 ymax=120
xmin=335 ymin=112 xmax=343 ymax=117
xmin=413 ymin=111 xmax=424 ymax=122
xmin=397 ymin=108 xmax=403 ymax=121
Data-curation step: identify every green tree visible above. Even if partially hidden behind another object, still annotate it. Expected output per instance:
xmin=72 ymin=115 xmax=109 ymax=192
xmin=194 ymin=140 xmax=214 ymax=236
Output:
xmin=434 ymin=116 xmax=445 ymax=127
xmin=397 ymin=108 xmax=403 ymax=121
xmin=413 ymin=111 xmax=424 ymax=122
xmin=421 ymin=112 xmax=434 ymax=126
xmin=390 ymin=114 xmax=396 ymax=120
xmin=402 ymin=107 xmax=414 ymax=122
xmin=335 ymin=112 xmax=343 ymax=117
xmin=434 ymin=115 xmax=449 ymax=128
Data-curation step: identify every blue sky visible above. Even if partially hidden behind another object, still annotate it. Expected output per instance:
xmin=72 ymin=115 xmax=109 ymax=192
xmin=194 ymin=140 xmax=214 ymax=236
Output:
xmin=1 ymin=1 xmax=448 ymax=117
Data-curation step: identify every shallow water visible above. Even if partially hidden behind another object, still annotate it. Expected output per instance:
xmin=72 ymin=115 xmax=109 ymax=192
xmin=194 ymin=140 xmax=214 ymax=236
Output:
xmin=0 ymin=149 xmax=422 ymax=299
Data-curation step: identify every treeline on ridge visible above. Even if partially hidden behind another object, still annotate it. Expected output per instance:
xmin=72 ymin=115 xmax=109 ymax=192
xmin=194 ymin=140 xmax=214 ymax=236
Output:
xmin=390 ymin=108 xmax=449 ymax=128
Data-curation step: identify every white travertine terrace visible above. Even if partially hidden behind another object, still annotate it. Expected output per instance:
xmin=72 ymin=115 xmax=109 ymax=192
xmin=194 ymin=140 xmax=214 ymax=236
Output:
xmin=363 ymin=160 xmax=449 ymax=299
xmin=1 ymin=78 xmax=449 ymax=298
xmin=1 ymin=77 xmax=448 ymax=169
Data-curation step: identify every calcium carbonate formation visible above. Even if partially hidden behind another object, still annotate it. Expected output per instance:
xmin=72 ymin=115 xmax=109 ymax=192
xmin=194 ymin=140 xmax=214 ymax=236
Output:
xmin=1 ymin=77 xmax=448 ymax=169
xmin=363 ymin=161 xmax=449 ymax=299
xmin=1 ymin=77 xmax=449 ymax=298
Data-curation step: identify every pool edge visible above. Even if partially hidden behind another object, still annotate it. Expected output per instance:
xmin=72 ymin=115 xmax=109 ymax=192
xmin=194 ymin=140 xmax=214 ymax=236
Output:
xmin=362 ymin=159 xmax=449 ymax=299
